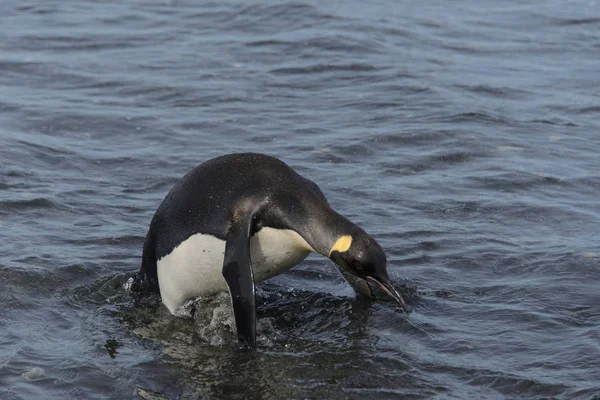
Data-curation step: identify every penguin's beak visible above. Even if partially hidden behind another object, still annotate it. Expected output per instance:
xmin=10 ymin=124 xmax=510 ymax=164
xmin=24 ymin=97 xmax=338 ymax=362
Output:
xmin=365 ymin=275 xmax=412 ymax=313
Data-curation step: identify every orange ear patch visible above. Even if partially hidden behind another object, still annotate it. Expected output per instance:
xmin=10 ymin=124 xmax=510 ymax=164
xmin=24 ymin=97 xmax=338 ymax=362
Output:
xmin=328 ymin=235 xmax=353 ymax=257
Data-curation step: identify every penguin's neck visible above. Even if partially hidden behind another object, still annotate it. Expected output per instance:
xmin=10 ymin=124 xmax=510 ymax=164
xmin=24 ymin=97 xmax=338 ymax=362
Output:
xmin=301 ymin=205 xmax=359 ymax=258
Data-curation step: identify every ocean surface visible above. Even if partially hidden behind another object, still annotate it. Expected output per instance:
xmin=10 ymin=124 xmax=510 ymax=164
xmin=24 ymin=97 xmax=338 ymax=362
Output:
xmin=1 ymin=0 xmax=599 ymax=399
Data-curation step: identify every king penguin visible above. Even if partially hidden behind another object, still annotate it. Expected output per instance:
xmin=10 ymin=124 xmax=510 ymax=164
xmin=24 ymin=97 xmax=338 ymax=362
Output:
xmin=136 ymin=153 xmax=409 ymax=345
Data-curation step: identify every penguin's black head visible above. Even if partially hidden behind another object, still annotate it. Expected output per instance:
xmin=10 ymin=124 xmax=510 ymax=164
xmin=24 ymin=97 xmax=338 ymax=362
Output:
xmin=328 ymin=233 xmax=411 ymax=312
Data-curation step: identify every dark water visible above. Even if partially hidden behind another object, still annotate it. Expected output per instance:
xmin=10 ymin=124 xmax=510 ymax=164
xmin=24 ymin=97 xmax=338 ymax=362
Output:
xmin=1 ymin=0 xmax=600 ymax=398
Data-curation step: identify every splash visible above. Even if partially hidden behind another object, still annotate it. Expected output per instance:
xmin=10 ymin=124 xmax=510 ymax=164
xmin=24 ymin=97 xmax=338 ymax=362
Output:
xmin=190 ymin=292 xmax=280 ymax=347
xmin=192 ymin=292 xmax=237 ymax=346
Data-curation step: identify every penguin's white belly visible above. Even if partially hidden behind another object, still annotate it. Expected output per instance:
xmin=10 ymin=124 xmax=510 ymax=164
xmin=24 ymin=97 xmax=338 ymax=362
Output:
xmin=156 ymin=227 xmax=314 ymax=314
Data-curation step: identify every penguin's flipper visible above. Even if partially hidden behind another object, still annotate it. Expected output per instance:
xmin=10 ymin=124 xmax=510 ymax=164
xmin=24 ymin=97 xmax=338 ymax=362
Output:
xmin=222 ymin=212 xmax=256 ymax=346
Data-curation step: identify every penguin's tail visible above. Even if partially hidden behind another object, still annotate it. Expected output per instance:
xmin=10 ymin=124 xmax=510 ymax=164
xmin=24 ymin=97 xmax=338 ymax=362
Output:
xmin=131 ymin=225 xmax=160 ymax=294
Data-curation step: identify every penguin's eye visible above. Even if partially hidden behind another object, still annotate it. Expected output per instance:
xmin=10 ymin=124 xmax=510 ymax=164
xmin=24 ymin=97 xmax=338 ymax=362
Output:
xmin=351 ymin=260 xmax=365 ymax=272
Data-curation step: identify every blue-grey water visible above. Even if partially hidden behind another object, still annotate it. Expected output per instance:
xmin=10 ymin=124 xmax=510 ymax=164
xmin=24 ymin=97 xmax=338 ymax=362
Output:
xmin=1 ymin=0 xmax=600 ymax=399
